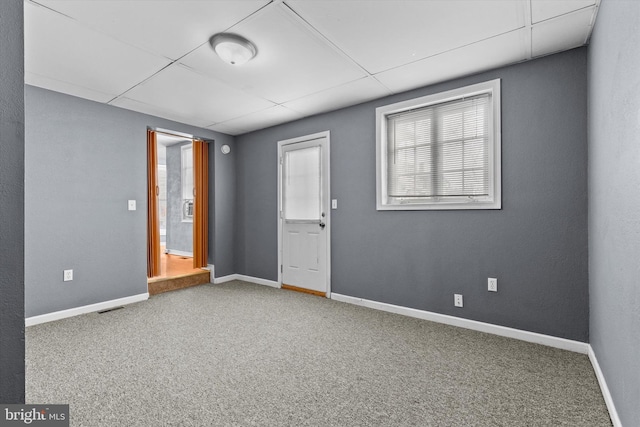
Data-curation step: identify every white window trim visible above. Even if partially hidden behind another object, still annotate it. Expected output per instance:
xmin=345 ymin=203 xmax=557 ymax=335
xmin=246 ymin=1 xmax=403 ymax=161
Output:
xmin=376 ymin=79 xmax=501 ymax=211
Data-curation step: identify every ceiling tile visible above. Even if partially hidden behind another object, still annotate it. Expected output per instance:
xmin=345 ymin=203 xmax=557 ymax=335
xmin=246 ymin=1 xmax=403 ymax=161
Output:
xmin=206 ymin=122 xmax=251 ymax=136
xmin=211 ymin=105 xmax=304 ymax=136
xmin=375 ymin=29 xmax=527 ymax=94
xmin=532 ymin=7 xmax=595 ymax=57
xmin=286 ymin=0 xmax=525 ymax=74
xmin=531 ymin=0 xmax=596 ymax=24
xmin=26 ymin=72 xmax=114 ymax=103
xmin=110 ymin=97 xmax=211 ymax=129
xmin=180 ymin=5 xmax=366 ymax=104
xmin=117 ymin=64 xmax=275 ymax=126
xmin=284 ymin=77 xmax=392 ymax=116
xmin=32 ymin=0 xmax=270 ymax=60
xmin=25 ymin=1 xmax=171 ymax=99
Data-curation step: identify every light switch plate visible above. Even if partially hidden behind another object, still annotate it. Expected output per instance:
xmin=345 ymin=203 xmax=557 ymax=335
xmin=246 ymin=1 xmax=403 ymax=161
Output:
xmin=331 ymin=199 xmax=337 ymax=209
xmin=128 ymin=200 xmax=136 ymax=211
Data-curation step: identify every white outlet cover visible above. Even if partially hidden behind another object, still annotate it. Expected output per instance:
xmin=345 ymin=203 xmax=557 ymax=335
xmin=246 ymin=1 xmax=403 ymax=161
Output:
xmin=488 ymin=278 xmax=498 ymax=292
xmin=128 ymin=200 xmax=136 ymax=211
xmin=63 ymin=269 xmax=73 ymax=281
xmin=454 ymin=294 xmax=463 ymax=307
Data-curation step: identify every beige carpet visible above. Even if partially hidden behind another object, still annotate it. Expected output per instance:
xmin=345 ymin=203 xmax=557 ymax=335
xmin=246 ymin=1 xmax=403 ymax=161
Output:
xmin=26 ymin=281 xmax=612 ymax=426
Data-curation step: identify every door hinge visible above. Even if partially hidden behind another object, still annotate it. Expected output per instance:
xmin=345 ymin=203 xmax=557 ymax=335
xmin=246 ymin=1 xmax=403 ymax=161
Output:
xmin=280 ymin=265 xmax=283 ymax=273
xmin=279 ymin=156 xmax=283 ymax=165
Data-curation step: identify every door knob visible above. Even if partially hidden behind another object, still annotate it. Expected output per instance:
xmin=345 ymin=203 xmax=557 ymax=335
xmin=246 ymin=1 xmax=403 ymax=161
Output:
xmin=319 ymin=222 xmax=326 ymax=229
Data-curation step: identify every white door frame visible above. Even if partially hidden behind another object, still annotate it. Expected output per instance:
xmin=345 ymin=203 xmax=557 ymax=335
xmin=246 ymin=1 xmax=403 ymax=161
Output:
xmin=277 ymin=131 xmax=331 ymax=297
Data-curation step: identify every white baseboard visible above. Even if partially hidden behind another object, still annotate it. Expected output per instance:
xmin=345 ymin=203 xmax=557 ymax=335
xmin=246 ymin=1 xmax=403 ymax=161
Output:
xmin=237 ymin=274 xmax=280 ymax=288
xmin=165 ymin=249 xmax=193 ymax=257
xmin=330 ymin=293 xmax=590 ymax=354
xmin=332 ymin=293 xmax=624 ymax=425
xmin=588 ymin=346 xmax=622 ymax=427
xmin=214 ymin=273 xmax=280 ymax=289
xmin=202 ymin=264 xmax=215 ymax=283
xmin=25 ymin=293 xmax=149 ymax=327
xmin=213 ymin=273 xmax=237 ymax=284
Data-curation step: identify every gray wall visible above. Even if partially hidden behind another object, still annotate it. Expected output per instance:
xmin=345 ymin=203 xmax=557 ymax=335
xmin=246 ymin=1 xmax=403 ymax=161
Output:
xmin=588 ymin=1 xmax=640 ymax=425
xmin=213 ymin=140 xmax=236 ymax=278
xmin=236 ymin=48 xmax=589 ymax=341
xmin=0 ymin=0 xmax=25 ymax=403
xmin=25 ymin=85 xmax=235 ymax=317
xmin=166 ymin=141 xmax=193 ymax=254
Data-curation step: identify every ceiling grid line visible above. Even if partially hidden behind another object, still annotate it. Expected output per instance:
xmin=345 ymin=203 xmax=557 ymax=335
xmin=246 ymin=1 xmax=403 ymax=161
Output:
xmin=108 ymin=61 xmax=181 ymax=105
xmin=29 ymin=0 xmax=174 ymax=62
xmin=524 ymin=0 xmax=533 ymax=60
xmin=281 ymin=1 xmax=376 ymax=77
xmin=370 ymin=27 xmax=531 ymax=78
xmin=219 ymin=0 xmax=281 ymax=36
xmin=585 ymin=0 xmax=602 ymax=44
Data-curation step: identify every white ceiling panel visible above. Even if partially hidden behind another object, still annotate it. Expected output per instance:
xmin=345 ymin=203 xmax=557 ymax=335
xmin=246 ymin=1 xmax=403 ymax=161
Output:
xmin=531 ymin=0 xmax=596 ymax=24
xmin=210 ymin=105 xmax=304 ymax=135
xmin=287 ymin=0 xmax=525 ymax=74
xmin=284 ymin=77 xmax=392 ymax=116
xmin=25 ymin=72 xmax=114 ymax=103
xmin=205 ymin=122 xmax=252 ymax=137
xmin=532 ymin=7 xmax=596 ymax=57
xmin=376 ymin=29 xmax=528 ymax=94
xmin=110 ymin=97 xmax=211 ymax=129
xmin=25 ymin=1 xmax=171 ymax=100
xmin=117 ymin=64 xmax=275 ymax=126
xmin=181 ymin=5 xmax=366 ymax=104
xmin=32 ymin=0 xmax=270 ymax=60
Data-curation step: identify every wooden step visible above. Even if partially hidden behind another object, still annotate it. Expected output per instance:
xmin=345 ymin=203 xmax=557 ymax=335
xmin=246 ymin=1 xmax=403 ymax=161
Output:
xmin=148 ymin=270 xmax=210 ymax=296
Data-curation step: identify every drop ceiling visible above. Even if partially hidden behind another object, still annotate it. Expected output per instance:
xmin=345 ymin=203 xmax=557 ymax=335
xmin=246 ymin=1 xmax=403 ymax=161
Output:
xmin=24 ymin=0 xmax=600 ymax=136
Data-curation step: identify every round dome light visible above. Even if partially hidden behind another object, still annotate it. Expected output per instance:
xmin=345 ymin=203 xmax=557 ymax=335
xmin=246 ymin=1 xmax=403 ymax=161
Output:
xmin=209 ymin=33 xmax=257 ymax=66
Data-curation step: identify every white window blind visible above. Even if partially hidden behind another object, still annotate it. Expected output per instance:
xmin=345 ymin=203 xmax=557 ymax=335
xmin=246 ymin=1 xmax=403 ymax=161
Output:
xmin=376 ymin=79 xmax=500 ymax=210
xmin=387 ymin=94 xmax=490 ymax=200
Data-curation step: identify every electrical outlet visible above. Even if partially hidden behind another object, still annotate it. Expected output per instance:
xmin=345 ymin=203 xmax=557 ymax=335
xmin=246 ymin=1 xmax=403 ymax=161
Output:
xmin=128 ymin=200 xmax=136 ymax=211
xmin=488 ymin=277 xmax=498 ymax=292
xmin=63 ymin=269 xmax=73 ymax=282
xmin=454 ymin=294 xmax=463 ymax=307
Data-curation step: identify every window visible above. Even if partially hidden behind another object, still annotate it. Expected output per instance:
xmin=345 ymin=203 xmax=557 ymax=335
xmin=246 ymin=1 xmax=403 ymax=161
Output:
xmin=181 ymin=144 xmax=194 ymax=222
xmin=283 ymin=146 xmax=321 ymax=221
xmin=376 ymin=79 xmax=501 ymax=210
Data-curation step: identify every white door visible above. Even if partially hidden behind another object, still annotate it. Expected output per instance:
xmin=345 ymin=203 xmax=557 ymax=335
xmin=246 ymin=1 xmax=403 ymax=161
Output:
xmin=279 ymin=133 xmax=330 ymax=296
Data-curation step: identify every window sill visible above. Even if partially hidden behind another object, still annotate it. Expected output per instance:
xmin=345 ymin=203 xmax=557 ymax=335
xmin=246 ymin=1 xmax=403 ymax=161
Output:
xmin=376 ymin=200 xmax=501 ymax=211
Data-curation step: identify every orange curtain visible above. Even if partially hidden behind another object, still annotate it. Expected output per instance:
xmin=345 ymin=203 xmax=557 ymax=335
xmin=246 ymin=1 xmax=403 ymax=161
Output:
xmin=146 ymin=130 xmax=161 ymax=277
xmin=193 ymin=139 xmax=209 ymax=268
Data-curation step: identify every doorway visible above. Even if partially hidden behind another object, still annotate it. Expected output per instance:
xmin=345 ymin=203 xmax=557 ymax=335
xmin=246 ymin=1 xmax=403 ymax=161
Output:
xmin=278 ymin=131 xmax=331 ymax=297
xmin=147 ymin=129 xmax=209 ymax=282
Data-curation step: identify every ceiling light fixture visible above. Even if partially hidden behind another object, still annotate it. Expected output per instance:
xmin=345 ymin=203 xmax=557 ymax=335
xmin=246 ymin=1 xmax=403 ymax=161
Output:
xmin=209 ymin=33 xmax=257 ymax=66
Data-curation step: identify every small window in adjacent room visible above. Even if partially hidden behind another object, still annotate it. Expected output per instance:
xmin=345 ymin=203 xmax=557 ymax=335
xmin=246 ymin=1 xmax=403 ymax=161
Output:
xmin=181 ymin=144 xmax=194 ymax=222
xmin=376 ymin=79 xmax=501 ymax=210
